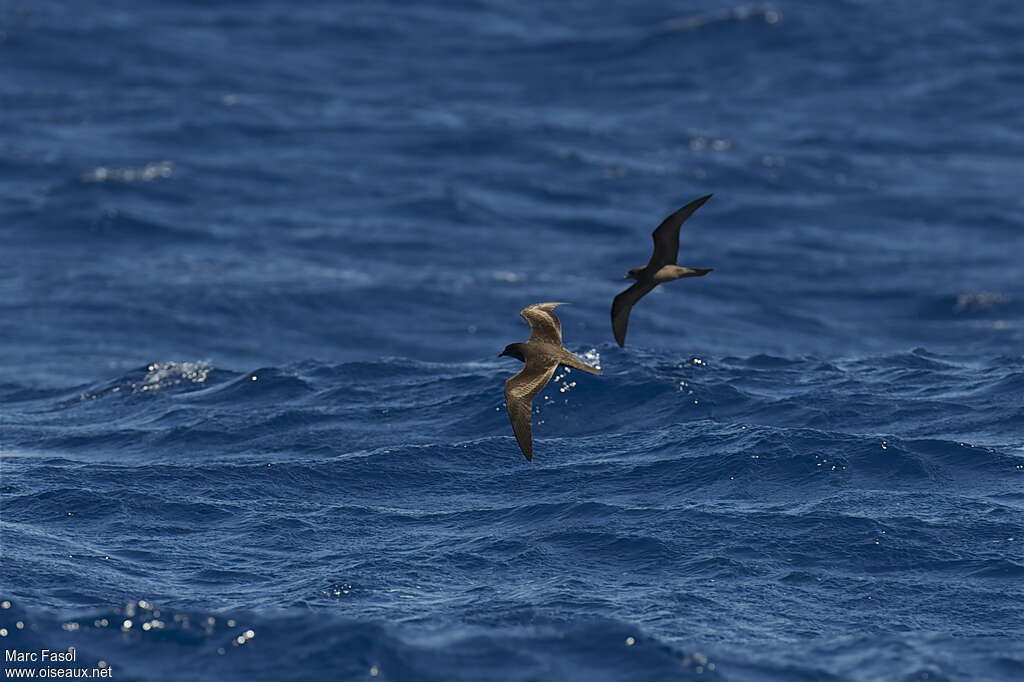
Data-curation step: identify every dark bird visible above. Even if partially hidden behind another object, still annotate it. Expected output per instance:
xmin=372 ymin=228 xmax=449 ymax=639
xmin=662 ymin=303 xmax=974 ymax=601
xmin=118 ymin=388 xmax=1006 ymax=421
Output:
xmin=499 ymin=302 xmax=602 ymax=461
xmin=611 ymin=194 xmax=714 ymax=348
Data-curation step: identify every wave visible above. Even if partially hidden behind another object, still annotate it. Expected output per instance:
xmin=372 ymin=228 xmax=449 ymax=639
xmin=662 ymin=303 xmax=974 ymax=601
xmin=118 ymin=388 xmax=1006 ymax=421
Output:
xmin=3 ymin=350 xmax=1021 ymax=463
xmin=3 ymin=596 xmax=1020 ymax=681
xmin=0 ymin=598 xmax=723 ymax=682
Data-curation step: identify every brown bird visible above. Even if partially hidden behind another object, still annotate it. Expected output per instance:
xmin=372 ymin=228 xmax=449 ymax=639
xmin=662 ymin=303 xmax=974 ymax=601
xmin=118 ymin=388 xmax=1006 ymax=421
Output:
xmin=499 ymin=302 xmax=602 ymax=461
xmin=611 ymin=195 xmax=714 ymax=348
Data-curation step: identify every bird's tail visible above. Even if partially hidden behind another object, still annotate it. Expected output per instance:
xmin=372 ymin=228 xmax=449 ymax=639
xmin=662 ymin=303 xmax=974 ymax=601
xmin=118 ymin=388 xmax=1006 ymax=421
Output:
xmin=558 ymin=350 xmax=602 ymax=375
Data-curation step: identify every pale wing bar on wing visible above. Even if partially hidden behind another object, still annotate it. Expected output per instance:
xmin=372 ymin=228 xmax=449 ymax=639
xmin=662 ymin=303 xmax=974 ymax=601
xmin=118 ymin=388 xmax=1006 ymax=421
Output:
xmin=520 ymin=302 xmax=568 ymax=345
xmin=503 ymin=362 xmax=559 ymax=460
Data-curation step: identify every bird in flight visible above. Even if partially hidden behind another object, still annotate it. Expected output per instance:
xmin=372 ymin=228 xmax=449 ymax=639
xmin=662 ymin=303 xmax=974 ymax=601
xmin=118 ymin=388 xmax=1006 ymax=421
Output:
xmin=611 ymin=195 xmax=714 ymax=348
xmin=499 ymin=302 xmax=602 ymax=461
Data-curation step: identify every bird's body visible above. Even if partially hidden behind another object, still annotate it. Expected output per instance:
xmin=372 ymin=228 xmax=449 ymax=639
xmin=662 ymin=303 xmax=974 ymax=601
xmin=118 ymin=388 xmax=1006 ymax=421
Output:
xmin=611 ymin=195 xmax=715 ymax=348
xmin=499 ymin=302 xmax=601 ymax=461
xmin=649 ymin=264 xmax=710 ymax=283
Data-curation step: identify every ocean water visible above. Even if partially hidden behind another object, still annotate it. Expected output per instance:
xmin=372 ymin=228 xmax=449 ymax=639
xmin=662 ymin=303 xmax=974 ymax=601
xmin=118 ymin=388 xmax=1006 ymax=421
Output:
xmin=2 ymin=0 xmax=1023 ymax=680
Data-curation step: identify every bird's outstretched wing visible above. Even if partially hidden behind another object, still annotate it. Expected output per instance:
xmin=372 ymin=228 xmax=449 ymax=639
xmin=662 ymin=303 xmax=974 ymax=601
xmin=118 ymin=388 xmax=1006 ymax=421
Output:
xmin=611 ymin=281 xmax=657 ymax=348
xmin=648 ymin=194 xmax=712 ymax=268
xmin=504 ymin=360 xmax=559 ymax=460
xmin=520 ymin=302 xmax=568 ymax=345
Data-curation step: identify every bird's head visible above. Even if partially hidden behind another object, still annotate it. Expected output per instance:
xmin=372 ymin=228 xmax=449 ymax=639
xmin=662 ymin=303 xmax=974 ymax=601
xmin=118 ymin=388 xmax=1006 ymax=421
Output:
xmin=624 ymin=266 xmax=645 ymax=280
xmin=498 ymin=343 xmax=526 ymax=362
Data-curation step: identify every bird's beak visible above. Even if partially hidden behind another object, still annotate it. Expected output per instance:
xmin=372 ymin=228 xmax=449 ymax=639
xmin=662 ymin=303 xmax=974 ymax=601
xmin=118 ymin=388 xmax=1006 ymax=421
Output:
xmin=497 ymin=352 xmax=504 ymax=357
xmin=623 ymin=274 xmax=631 ymax=279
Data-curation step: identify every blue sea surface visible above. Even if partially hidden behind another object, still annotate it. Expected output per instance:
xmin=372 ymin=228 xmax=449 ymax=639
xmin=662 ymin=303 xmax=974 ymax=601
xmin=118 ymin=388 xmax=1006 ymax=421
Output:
xmin=2 ymin=1 xmax=1023 ymax=680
